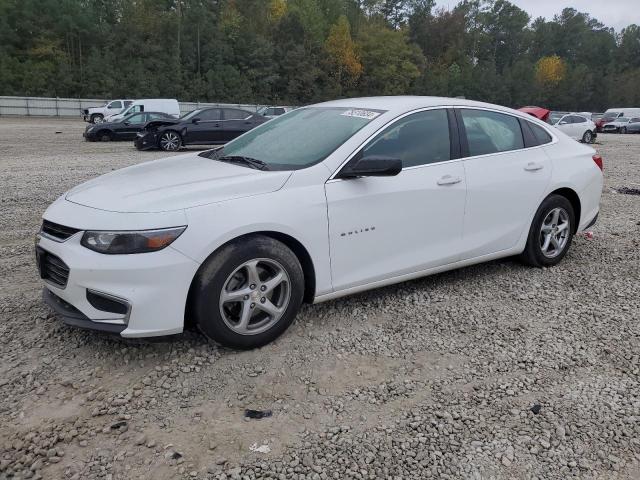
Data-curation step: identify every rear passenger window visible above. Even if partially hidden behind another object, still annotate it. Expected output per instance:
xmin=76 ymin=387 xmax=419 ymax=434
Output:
xmin=460 ymin=109 xmax=524 ymax=156
xmin=224 ymin=109 xmax=250 ymax=120
xmin=200 ymin=109 xmax=222 ymax=121
xmin=528 ymin=122 xmax=553 ymax=145
xmin=363 ymin=109 xmax=451 ymax=168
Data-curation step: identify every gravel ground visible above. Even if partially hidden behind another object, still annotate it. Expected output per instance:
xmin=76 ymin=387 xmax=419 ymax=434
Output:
xmin=0 ymin=117 xmax=639 ymax=480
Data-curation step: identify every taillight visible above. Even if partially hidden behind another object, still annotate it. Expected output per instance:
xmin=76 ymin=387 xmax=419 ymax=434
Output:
xmin=592 ymin=154 xmax=603 ymax=172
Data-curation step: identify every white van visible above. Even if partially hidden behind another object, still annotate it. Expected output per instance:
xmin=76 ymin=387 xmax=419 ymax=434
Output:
xmin=105 ymin=99 xmax=180 ymax=122
xmin=603 ymin=108 xmax=640 ymax=119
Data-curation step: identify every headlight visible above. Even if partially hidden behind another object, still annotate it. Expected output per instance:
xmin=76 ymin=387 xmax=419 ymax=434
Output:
xmin=87 ymin=126 xmax=94 ymax=132
xmin=81 ymin=227 xmax=186 ymax=254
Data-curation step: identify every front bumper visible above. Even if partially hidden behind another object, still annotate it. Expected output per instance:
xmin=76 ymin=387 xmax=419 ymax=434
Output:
xmin=43 ymin=288 xmax=127 ymax=334
xmin=83 ymin=130 xmax=97 ymax=141
xmin=37 ymin=230 xmax=200 ymax=338
xmin=134 ymin=132 xmax=157 ymax=150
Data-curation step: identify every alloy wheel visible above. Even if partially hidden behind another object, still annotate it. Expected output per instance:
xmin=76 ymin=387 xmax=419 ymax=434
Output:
xmin=160 ymin=132 xmax=180 ymax=151
xmin=219 ymin=258 xmax=291 ymax=335
xmin=539 ymin=207 xmax=570 ymax=258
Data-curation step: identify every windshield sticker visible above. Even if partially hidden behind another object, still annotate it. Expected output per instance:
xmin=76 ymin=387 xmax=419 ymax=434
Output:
xmin=341 ymin=109 xmax=381 ymax=120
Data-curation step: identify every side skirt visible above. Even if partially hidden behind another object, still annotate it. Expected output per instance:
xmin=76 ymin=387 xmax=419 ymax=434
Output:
xmin=313 ymin=248 xmax=521 ymax=304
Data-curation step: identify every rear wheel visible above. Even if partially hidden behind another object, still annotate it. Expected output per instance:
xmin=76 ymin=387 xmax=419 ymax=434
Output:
xmin=191 ymin=236 xmax=304 ymax=349
xmin=520 ymin=194 xmax=575 ymax=268
xmin=159 ymin=131 xmax=182 ymax=151
xmin=582 ymin=130 xmax=593 ymax=143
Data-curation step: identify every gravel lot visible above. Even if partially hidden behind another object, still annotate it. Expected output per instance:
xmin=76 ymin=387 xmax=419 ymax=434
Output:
xmin=0 ymin=117 xmax=639 ymax=480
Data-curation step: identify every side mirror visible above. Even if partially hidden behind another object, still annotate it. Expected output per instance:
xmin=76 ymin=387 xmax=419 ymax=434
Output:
xmin=191 ymin=118 xmax=200 ymax=124
xmin=339 ymin=156 xmax=402 ymax=179
xmin=123 ymin=121 xmax=130 ymax=126
xmin=559 ymin=120 xmax=568 ymax=125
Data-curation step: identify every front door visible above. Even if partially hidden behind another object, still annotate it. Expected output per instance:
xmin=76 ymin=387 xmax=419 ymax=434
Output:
xmin=115 ymin=113 xmax=148 ymax=140
xmin=325 ymin=108 xmax=467 ymax=291
xmin=456 ymin=108 xmax=552 ymax=259
xmin=185 ymin=108 xmax=223 ymax=144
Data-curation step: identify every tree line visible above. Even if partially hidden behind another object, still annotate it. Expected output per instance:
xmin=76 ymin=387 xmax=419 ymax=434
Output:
xmin=1 ymin=0 xmax=639 ymax=112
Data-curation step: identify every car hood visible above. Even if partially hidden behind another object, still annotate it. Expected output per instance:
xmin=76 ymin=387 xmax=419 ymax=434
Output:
xmin=65 ymin=153 xmax=292 ymax=213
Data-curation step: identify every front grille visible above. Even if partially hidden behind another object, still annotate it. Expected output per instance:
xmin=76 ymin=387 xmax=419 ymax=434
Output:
xmin=41 ymin=220 xmax=80 ymax=241
xmin=37 ymin=248 xmax=70 ymax=288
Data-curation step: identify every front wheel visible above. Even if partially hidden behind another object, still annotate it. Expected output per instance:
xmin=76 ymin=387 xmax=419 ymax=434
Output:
xmin=520 ymin=194 xmax=575 ymax=268
xmin=98 ymin=130 xmax=112 ymax=142
xmin=191 ymin=236 xmax=304 ymax=349
xmin=159 ymin=131 xmax=182 ymax=151
xmin=621 ymin=127 xmax=627 ymax=134
xmin=582 ymin=130 xmax=594 ymax=143
xmin=91 ymin=114 xmax=104 ymax=124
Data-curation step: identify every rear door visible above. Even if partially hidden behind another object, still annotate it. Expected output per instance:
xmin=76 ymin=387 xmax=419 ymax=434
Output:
xmin=222 ymin=109 xmax=255 ymax=141
xmin=456 ymin=108 xmax=552 ymax=259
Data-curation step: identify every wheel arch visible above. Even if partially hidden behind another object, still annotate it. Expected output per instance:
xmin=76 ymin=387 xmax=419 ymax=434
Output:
xmin=157 ymin=129 xmax=183 ymax=148
xmin=548 ymin=187 xmax=581 ymax=233
xmin=184 ymin=230 xmax=317 ymax=328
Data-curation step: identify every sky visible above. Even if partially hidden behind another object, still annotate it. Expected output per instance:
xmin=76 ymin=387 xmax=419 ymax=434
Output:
xmin=435 ymin=0 xmax=640 ymax=31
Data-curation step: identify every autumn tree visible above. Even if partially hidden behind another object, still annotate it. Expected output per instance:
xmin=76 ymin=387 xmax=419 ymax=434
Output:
xmin=325 ymin=15 xmax=362 ymax=94
xmin=535 ymin=55 xmax=566 ymax=86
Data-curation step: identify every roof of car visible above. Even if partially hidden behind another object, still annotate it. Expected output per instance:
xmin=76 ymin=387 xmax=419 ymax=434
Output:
xmin=314 ymin=96 xmax=519 ymax=115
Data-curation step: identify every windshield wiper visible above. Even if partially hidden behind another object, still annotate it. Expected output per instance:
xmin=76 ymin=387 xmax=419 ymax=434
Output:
xmin=217 ymin=155 xmax=270 ymax=171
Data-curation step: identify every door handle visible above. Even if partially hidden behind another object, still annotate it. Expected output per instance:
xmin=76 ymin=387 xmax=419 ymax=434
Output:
xmin=437 ymin=175 xmax=462 ymax=186
xmin=524 ymin=162 xmax=544 ymax=171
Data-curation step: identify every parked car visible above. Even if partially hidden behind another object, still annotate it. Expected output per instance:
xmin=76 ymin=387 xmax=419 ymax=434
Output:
xmin=134 ymin=107 xmax=267 ymax=151
xmin=257 ymin=106 xmax=294 ymax=119
xmin=36 ymin=96 xmax=603 ymax=349
xmin=518 ymin=106 xmax=550 ymax=122
xmin=623 ymin=118 xmax=640 ymax=133
xmin=602 ymin=117 xmax=631 ymax=133
xmin=82 ymin=100 xmax=133 ymax=124
xmin=104 ymin=99 xmax=180 ymax=123
xmin=83 ymin=112 xmax=175 ymax=142
xmin=597 ymin=108 xmax=640 ymax=132
xmin=548 ymin=111 xmax=570 ymax=125
xmin=550 ymin=113 xmax=597 ymax=143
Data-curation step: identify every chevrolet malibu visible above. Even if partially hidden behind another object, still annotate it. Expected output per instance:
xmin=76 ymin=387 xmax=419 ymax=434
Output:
xmin=37 ymin=97 xmax=603 ymax=349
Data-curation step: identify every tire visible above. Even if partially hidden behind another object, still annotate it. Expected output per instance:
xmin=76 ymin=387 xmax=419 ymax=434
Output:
xmin=621 ymin=127 xmax=627 ymax=134
xmin=581 ymin=130 xmax=593 ymax=143
xmin=192 ymin=236 xmax=304 ymax=349
xmin=91 ymin=114 xmax=104 ymax=124
xmin=98 ymin=130 xmax=112 ymax=142
xmin=519 ymin=194 xmax=575 ymax=268
xmin=159 ymin=131 xmax=182 ymax=151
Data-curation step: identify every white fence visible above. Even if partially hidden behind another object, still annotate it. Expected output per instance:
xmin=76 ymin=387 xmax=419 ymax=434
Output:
xmin=0 ymin=96 xmax=263 ymax=117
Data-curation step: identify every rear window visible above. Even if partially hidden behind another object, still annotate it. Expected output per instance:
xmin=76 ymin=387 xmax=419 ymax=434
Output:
xmin=460 ymin=109 xmax=524 ymax=157
xmin=528 ymin=122 xmax=553 ymax=145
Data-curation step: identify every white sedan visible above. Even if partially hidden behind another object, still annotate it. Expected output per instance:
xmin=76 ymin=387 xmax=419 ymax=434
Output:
xmin=552 ymin=113 xmax=597 ymax=143
xmin=37 ymin=97 xmax=603 ymax=348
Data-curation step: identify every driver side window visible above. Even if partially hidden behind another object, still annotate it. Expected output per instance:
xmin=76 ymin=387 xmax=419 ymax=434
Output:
xmin=362 ymin=109 xmax=451 ymax=168
xmin=127 ymin=113 xmax=146 ymax=124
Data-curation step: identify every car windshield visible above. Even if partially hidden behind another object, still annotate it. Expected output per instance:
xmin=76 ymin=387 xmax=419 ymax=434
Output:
xmin=202 ymin=107 xmax=385 ymax=171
